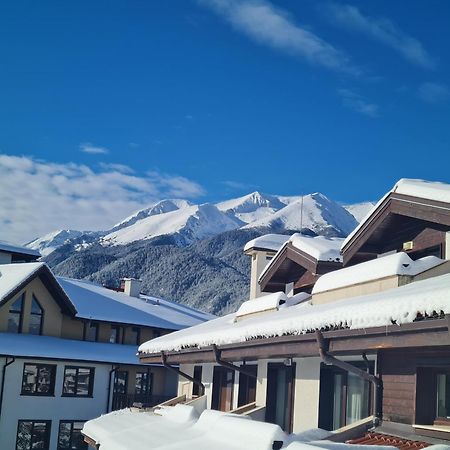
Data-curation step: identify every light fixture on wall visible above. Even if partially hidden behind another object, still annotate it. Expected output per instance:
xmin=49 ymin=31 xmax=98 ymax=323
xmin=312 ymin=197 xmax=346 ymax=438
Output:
xmin=283 ymin=358 xmax=293 ymax=366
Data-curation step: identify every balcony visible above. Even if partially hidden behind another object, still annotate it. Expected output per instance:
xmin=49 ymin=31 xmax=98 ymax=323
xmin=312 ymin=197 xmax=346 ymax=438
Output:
xmin=111 ymin=393 xmax=173 ymax=411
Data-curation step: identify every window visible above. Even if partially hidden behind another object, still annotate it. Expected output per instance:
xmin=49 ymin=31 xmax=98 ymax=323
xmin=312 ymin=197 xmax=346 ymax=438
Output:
xmin=16 ymin=420 xmax=51 ymax=450
xmin=8 ymin=294 xmax=24 ymax=333
xmin=129 ymin=327 xmax=141 ymax=345
xmin=192 ymin=366 xmax=203 ymax=397
xmin=436 ymin=373 xmax=450 ymax=419
xmin=114 ymin=371 xmax=128 ymax=395
xmin=57 ymin=421 xmax=87 ymax=450
xmin=237 ymin=365 xmax=257 ymax=407
xmin=109 ymin=325 xmax=121 ymax=344
xmin=29 ymin=296 xmax=44 ymax=335
xmin=84 ymin=322 xmax=98 ymax=342
xmin=135 ymin=372 xmax=151 ymax=395
xmin=62 ymin=367 xmax=94 ymax=397
xmin=21 ymin=364 xmax=56 ymax=396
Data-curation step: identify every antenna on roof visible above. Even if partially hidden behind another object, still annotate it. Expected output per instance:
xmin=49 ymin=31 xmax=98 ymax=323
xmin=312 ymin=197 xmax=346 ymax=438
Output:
xmin=300 ymin=193 xmax=304 ymax=233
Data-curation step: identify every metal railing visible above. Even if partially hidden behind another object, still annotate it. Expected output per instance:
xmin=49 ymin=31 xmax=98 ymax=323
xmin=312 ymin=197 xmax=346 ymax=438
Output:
xmin=111 ymin=393 xmax=172 ymax=411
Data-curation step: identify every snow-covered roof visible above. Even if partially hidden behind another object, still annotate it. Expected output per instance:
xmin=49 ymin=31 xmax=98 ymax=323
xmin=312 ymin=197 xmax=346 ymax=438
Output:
xmin=0 ymin=240 xmax=40 ymax=258
xmin=244 ymin=234 xmax=290 ymax=253
xmin=258 ymin=235 xmax=343 ymax=283
xmin=342 ymin=178 xmax=450 ymax=251
xmin=0 ymin=332 xmax=144 ymax=365
xmin=139 ymin=272 xmax=450 ymax=354
xmin=0 ymin=262 xmax=46 ymax=303
xmin=312 ymin=253 xmax=445 ymax=294
xmin=58 ymin=277 xmax=214 ymax=330
xmin=235 ymin=292 xmax=287 ymax=319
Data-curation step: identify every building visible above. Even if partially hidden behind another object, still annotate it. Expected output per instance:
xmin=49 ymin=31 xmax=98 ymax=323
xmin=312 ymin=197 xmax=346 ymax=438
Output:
xmin=87 ymin=178 xmax=450 ymax=449
xmin=0 ymin=258 xmax=212 ymax=450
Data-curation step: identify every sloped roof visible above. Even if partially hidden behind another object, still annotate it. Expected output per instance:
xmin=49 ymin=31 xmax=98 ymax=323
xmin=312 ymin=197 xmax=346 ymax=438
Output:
xmin=0 ymin=240 xmax=40 ymax=258
xmin=244 ymin=234 xmax=290 ymax=252
xmin=58 ymin=276 xmax=214 ymax=330
xmin=0 ymin=332 xmax=144 ymax=365
xmin=139 ymin=272 xmax=450 ymax=354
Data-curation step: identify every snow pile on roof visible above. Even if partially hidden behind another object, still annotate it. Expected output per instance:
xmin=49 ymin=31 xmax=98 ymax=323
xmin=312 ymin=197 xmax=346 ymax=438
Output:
xmin=0 ymin=262 xmax=44 ymax=303
xmin=290 ymin=234 xmax=343 ymax=262
xmin=58 ymin=277 xmax=213 ymax=330
xmin=235 ymin=292 xmax=287 ymax=319
xmin=139 ymin=272 xmax=450 ymax=354
xmin=244 ymin=234 xmax=290 ymax=252
xmin=83 ymin=406 xmax=285 ymax=450
xmin=342 ymin=178 xmax=450 ymax=251
xmin=0 ymin=240 xmax=40 ymax=257
xmin=312 ymin=253 xmax=445 ymax=294
xmin=0 ymin=332 xmax=143 ymax=365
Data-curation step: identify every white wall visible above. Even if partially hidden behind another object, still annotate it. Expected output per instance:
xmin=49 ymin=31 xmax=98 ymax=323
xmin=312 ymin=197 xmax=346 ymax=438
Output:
xmin=0 ymin=357 xmax=112 ymax=450
xmin=292 ymin=357 xmax=321 ymax=433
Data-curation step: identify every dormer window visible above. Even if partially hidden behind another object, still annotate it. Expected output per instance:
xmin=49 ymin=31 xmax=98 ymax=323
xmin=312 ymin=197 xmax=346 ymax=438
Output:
xmin=29 ymin=296 xmax=44 ymax=335
xmin=8 ymin=294 xmax=24 ymax=333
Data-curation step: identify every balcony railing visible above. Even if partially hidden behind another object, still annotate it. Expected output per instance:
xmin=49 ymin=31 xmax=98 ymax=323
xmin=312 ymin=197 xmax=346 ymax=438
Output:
xmin=111 ymin=393 xmax=173 ymax=411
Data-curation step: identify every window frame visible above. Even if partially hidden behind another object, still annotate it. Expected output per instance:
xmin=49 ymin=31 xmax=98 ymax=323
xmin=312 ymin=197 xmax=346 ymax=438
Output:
xmin=109 ymin=325 xmax=121 ymax=344
xmin=16 ymin=419 xmax=51 ymax=450
xmin=21 ymin=363 xmax=56 ymax=397
xmin=62 ymin=366 xmax=95 ymax=398
xmin=113 ymin=370 xmax=129 ymax=395
xmin=135 ymin=371 xmax=152 ymax=395
xmin=8 ymin=294 xmax=25 ymax=334
xmin=57 ymin=420 xmax=88 ymax=450
xmin=29 ymin=295 xmax=44 ymax=336
xmin=130 ymin=326 xmax=141 ymax=345
xmin=83 ymin=321 xmax=99 ymax=342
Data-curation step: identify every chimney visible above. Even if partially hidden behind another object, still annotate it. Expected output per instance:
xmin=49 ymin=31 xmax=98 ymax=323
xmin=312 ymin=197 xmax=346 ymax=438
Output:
xmin=122 ymin=278 xmax=142 ymax=298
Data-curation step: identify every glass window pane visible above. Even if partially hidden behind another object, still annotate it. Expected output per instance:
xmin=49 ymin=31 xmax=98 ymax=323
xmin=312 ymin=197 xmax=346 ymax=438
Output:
xmin=11 ymin=296 xmax=24 ymax=313
xmin=29 ymin=314 xmax=43 ymax=335
xmin=58 ymin=422 xmax=71 ymax=448
xmin=31 ymin=297 xmax=43 ymax=314
xmin=63 ymin=368 xmax=77 ymax=394
xmin=22 ymin=365 xmax=38 ymax=394
xmin=8 ymin=312 xmax=21 ymax=333
xmin=37 ymin=366 xmax=53 ymax=394
xmin=72 ymin=422 xmax=87 ymax=450
xmin=114 ymin=371 xmax=128 ymax=394
xmin=31 ymin=421 xmax=49 ymax=449
xmin=85 ymin=324 xmax=97 ymax=342
xmin=77 ymin=368 xmax=91 ymax=396
xmin=109 ymin=327 xmax=118 ymax=344
xmin=437 ymin=373 xmax=450 ymax=418
xmin=16 ymin=421 xmax=32 ymax=450
xmin=346 ymin=373 xmax=369 ymax=425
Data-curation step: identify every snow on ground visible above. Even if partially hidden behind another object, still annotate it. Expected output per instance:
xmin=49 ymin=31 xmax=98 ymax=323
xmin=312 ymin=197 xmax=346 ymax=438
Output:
xmin=101 ymin=203 xmax=242 ymax=246
xmin=312 ymin=253 xmax=445 ymax=294
xmin=244 ymin=234 xmax=291 ymax=252
xmin=83 ymin=406 xmax=444 ymax=450
xmin=58 ymin=276 xmax=214 ymax=329
xmin=139 ymin=272 xmax=450 ymax=354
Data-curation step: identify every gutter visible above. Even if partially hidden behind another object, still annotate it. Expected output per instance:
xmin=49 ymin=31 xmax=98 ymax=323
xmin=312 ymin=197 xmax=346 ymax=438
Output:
xmin=212 ymin=344 xmax=257 ymax=379
xmin=315 ymin=331 xmax=382 ymax=423
xmin=161 ymin=352 xmax=205 ymax=396
xmin=106 ymin=365 xmax=120 ymax=413
xmin=0 ymin=356 xmax=15 ymax=420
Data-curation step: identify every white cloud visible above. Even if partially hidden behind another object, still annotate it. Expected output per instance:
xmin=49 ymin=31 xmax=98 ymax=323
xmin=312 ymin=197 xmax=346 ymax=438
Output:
xmin=337 ymin=88 xmax=379 ymax=118
xmin=418 ymin=82 xmax=450 ymax=104
xmin=200 ymin=0 xmax=360 ymax=75
xmin=0 ymin=154 xmax=205 ymax=244
xmin=98 ymin=162 xmax=135 ymax=174
xmin=79 ymin=142 xmax=110 ymax=154
xmin=324 ymin=3 xmax=435 ymax=69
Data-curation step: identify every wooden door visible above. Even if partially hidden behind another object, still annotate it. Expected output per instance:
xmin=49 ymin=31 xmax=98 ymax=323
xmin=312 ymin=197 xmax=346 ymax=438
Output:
xmin=212 ymin=366 xmax=235 ymax=411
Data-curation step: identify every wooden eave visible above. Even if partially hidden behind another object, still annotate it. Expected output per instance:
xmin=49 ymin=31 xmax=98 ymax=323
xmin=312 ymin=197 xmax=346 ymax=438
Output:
xmin=139 ymin=317 xmax=450 ymax=365
xmin=342 ymin=193 xmax=450 ymax=266
xmin=259 ymin=243 xmax=319 ymax=291
xmin=0 ymin=265 xmax=77 ymax=316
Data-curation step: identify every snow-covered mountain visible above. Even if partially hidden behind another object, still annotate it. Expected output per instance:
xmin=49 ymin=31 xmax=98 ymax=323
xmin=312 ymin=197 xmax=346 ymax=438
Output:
xmin=26 ymin=230 xmax=85 ymax=257
xmin=25 ymin=191 xmax=368 ymax=255
xmin=343 ymin=201 xmax=375 ymax=223
xmin=243 ymin=193 xmax=357 ymax=236
xmin=101 ymin=203 xmax=243 ymax=246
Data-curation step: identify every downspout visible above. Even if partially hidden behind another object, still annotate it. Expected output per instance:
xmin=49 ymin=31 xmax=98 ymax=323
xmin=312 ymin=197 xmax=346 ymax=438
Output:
xmin=161 ymin=352 xmax=205 ymax=396
xmin=315 ymin=331 xmax=382 ymax=424
xmin=212 ymin=345 xmax=257 ymax=379
xmin=106 ymin=365 xmax=120 ymax=413
xmin=0 ymin=356 xmax=15 ymax=420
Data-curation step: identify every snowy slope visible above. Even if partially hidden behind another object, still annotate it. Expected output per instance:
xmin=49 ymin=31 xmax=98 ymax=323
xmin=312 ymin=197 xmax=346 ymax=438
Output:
xmin=243 ymin=193 xmax=358 ymax=237
xmin=26 ymin=230 xmax=85 ymax=257
xmin=343 ymin=201 xmax=375 ymax=223
xmin=111 ymin=199 xmax=192 ymax=232
xmin=101 ymin=203 xmax=243 ymax=246
xmin=216 ymin=191 xmax=286 ymax=224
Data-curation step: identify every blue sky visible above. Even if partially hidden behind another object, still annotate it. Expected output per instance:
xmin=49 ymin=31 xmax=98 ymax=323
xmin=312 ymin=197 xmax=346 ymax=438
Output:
xmin=1 ymin=0 xmax=449 ymax=242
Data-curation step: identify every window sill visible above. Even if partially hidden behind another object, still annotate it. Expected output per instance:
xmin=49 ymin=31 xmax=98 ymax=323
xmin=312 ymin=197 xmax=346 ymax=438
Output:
xmin=61 ymin=394 xmax=93 ymax=398
xmin=20 ymin=393 xmax=55 ymax=397
xmin=413 ymin=424 xmax=450 ymax=440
